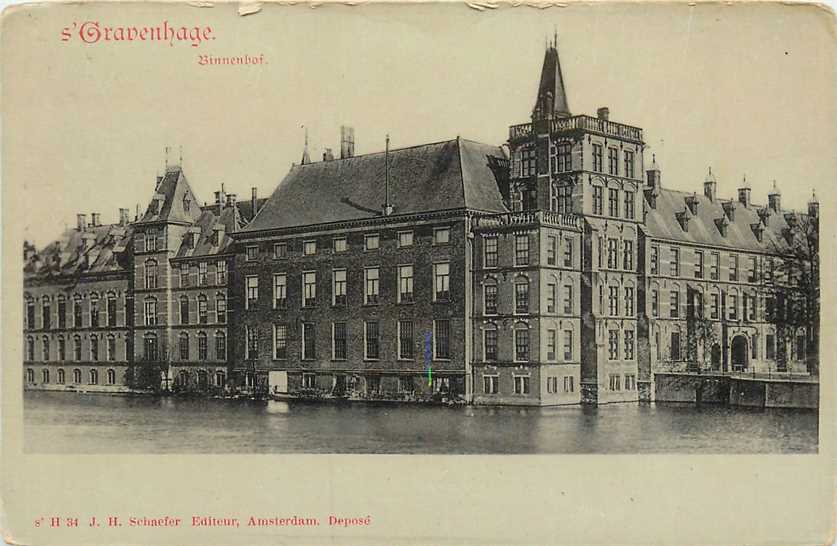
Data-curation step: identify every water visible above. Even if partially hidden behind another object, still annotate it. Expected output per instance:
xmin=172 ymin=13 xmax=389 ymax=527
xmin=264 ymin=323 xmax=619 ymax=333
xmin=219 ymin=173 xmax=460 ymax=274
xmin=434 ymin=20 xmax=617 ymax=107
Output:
xmin=23 ymin=391 xmax=817 ymax=454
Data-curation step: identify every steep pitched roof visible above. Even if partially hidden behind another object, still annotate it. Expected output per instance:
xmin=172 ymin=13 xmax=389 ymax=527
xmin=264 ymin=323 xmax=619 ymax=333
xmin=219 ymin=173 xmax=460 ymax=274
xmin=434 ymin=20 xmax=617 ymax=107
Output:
xmin=241 ymin=138 xmax=509 ymax=232
xmin=173 ymin=207 xmax=239 ymax=259
xmin=137 ymin=166 xmax=203 ymax=225
xmin=533 ymin=42 xmax=571 ymax=119
xmin=24 ymin=223 xmax=134 ymax=278
xmin=644 ymin=187 xmax=804 ymax=254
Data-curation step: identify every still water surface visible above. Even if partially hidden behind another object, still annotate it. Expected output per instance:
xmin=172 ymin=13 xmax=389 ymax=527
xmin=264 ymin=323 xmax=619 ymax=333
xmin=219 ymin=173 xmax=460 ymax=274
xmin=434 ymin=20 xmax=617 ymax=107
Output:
xmin=24 ymin=391 xmax=817 ymax=454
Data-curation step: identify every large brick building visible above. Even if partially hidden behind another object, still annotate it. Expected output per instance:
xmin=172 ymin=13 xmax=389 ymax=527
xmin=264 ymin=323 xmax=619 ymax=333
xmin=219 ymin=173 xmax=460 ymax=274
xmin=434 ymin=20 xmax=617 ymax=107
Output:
xmin=23 ymin=38 xmax=818 ymax=405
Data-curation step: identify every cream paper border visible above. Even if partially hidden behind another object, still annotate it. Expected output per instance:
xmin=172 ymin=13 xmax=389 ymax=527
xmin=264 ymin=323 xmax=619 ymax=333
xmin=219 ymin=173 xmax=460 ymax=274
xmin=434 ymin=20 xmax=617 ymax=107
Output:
xmin=1 ymin=2 xmax=835 ymax=545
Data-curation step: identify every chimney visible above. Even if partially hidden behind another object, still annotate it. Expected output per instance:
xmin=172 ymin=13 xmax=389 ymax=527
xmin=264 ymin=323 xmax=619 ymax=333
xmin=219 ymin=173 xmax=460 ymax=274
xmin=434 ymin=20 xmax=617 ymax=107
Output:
xmin=703 ymin=167 xmax=717 ymax=202
xmin=340 ymin=126 xmax=355 ymax=159
xmin=215 ymin=183 xmax=226 ymax=211
xmin=722 ymin=200 xmax=736 ymax=222
xmin=251 ymin=187 xmax=258 ymax=217
xmin=808 ymin=190 xmax=819 ymax=218
xmin=119 ymin=208 xmax=130 ymax=226
xmin=737 ymin=177 xmax=751 ymax=208
xmin=90 ymin=213 xmax=101 ymax=227
xmin=768 ymin=181 xmax=781 ymax=212
xmin=322 ymin=148 xmax=334 ymax=161
xmin=212 ymin=224 xmax=226 ymax=246
xmin=226 ymin=193 xmax=237 ymax=207
xmin=685 ymin=194 xmax=699 ymax=216
xmin=646 ymin=154 xmax=661 ymax=192
xmin=597 ymin=107 xmax=610 ymax=121
xmin=76 ymin=214 xmax=87 ymax=231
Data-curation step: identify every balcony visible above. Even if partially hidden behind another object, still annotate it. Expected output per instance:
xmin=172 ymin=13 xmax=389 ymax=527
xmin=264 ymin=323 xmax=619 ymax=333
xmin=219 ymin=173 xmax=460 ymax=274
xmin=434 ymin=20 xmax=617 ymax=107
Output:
xmin=509 ymin=115 xmax=644 ymax=143
xmin=473 ymin=210 xmax=584 ymax=231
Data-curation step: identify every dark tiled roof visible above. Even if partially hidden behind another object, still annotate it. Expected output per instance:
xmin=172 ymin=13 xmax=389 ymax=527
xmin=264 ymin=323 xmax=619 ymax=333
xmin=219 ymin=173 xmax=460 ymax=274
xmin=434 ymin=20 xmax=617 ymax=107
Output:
xmin=137 ymin=166 xmax=203 ymax=225
xmin=24 ymin=223 xmax=134 ymax=278
xmin=645 ymin=187 xmax=804 ymax=254
xmin=173 ymin=207 xmax=238 ymax=259
xmin=242 ymin=138 xmax=509 ymax=232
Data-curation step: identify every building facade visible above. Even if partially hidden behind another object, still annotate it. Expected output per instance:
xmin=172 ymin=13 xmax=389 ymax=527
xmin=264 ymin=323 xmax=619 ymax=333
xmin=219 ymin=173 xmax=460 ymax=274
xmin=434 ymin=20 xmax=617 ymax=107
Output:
xmin=23 ymin=38 xmax=818 ymax=406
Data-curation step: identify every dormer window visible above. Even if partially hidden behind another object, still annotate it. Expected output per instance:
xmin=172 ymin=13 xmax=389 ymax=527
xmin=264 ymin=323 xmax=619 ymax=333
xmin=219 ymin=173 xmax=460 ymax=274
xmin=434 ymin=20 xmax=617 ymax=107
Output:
xmin=784 ymin=213 xmax=798 ymax=228
xmin=676 ymin=209 xmax=691 ymax=232
xmin=758 ymin=207 xmax=771 ymax=226
xmin=183 ymin=195 xmax=191 ymax=212
xmin=685 ymin=194 xmax=699 ymax=216
xmin=722 ymin=201 xmax=736 ymax=222
xmin=751 ymin=223 xmax=764 ymax=242
xmin=715 ymin=217 xmax=729 ymax=237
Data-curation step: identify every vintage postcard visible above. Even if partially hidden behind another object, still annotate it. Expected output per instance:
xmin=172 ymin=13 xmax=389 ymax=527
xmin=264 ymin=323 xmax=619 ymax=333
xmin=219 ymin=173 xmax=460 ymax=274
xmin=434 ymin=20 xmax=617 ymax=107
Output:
xmin=1 ymin=1 xmax=834 ymax=545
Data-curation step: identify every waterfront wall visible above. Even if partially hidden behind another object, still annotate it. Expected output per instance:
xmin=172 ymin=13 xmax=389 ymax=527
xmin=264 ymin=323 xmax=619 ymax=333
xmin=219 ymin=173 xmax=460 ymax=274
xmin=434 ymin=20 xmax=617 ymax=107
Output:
xmin=655 ymin=373 xmax=818 ymax=409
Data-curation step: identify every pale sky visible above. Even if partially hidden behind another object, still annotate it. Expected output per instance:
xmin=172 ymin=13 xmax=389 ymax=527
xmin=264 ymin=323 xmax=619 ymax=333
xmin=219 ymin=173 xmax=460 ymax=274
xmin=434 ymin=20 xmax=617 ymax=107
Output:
xmin=4 ymin=2 xmax=835 ymax=247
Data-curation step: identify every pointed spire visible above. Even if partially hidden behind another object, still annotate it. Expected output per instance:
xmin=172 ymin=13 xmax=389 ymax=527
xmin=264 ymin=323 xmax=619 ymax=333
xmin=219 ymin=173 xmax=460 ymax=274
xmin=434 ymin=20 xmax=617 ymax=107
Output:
xmin=705 ymin=166 xmax=716 ymax=183
xmin=769 ymin=179 xmax=781 ymax=195
xmin=532 ymin=33 xmax=571 ymax=120
xmin=650 ymin=153 xmax=660 ymax=171
xmin=301 ymin=126 xmax=311 ymax=165
xmin=809 ymin=189 xmax=818 ymax=204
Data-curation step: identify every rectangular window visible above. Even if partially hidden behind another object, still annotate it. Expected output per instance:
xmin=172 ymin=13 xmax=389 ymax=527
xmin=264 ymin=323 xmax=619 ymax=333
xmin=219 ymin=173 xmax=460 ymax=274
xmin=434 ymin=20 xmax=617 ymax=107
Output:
xmin=107 ymin=337 xmax=116 ymax=361
xmin=728 ymin=294 xmax=738 ymax=320
xmin=558 ymin=184 xmax=573 ymax=214
xmin=198 ymin=298 xmax=208 ymax=324
xmin=624 ymin=330 xmax=635 ymax=360
xmin=302 ymin=323 xmax=315 ymax=360
xmin=563 ymin=330 xmax=573 ymax=360
xmin=144 ymin=299 xmax=157 ymax=326
xmin=624 ymin=287 xmax=635 ymax=316
xmin=547 ymin=329 xmax=556 ymax=361
xmin=246 ymin=276 xmax=259 ymax=309
xmin=608 ymin=286 xmax=619 ymax=316
xmin=563 ymin=238 xmax=573 ymax=267
xmin=563 ymin=376 xmax=575 ymax=392
xmin=748 ymin=256 xmax=758 ymax=283
xmin=650 ymin=245 xmax=659 ymax=275
xmin=547 ymin=283 xmax=556 ymax=313
xmin=434 ymin=227 xmax=450 ymax=245
xmin=563 ymin=284 xmax=573 ymax=315
xmin=593 ymin=186 xmax=604 ymax=215
xmin=365 ymin=233 xmax=380 ymax=250
xmin=198 ymin=334 xmax=207 ymax=361
xmin=216 ymin=261 xmax=227 ymax=285
xmin=398 ymin=321 xmax=414 ymax=359
xmin=752 ymin=333 xmax=759 ymax=359
xmin=198 ymin=262 xmax=208 ymax=285
xmin=608 ymin=188 xmax=619 ymax=217
xmin=180 ymin=265 xmax=189 ymax=288
xmin=434 ymin=262 xmax=450 ymax=301
xmin=483 ymin=375 xmax=498 ymax=395
xmin=514 ymin=375 xmax=530 ymax=395
xmin=333 ymin=238 xmax=347 ymax=253
xmin=274 ymin=324 xmax=287 ymax=359
xmin=670 ymin=332 xmax=681 ymax=360
xmin=592 ymin=143 xmax=603 ymax=172
xmin=514 ymin=329 xmax=529 ymax=362
xmin=303 ymin=271 xmax=317 ymax=307
xmin=484 ymin=284 xmax=498 ymax=314
xmin=515 ymin=281 xmax=529 ymax=314
xmin=435 ymin=320 xmax=451 ymax=359
xmin=364 ymin=321 xmax=379 ymax=360
xmin=624 ymin=150 xmax=635 ymax=178
xmin=484 ymin=237 xmax=498 ymax=268
xmin=607 ymin=238 xmax=619 ymax=269
xmin=58 ymin=300 xmax=66 ymax=329
xmin=302 ymin=373 xmax=316 ymax=389
xmin=145 ymin=229 xmax=157 ymax=252
xmin=484 ymin=329 xmax=498 ymax=361
xmin=670 ymin=291 xmax=680 ymax=318
xmin=515 ymin=235 xmax=529 ymax=266
xmin=333 ymin=322 xmax=347 ymax=360
xmin=766 ymin=334 xmax=776 ymax=360
xmin=652 ymin=289 xmax=659 ymax=317
xmin=364 ymin=267 xmax=380 ymax=304
xmin=547 ymin=235 xmax=557 ymax=265
xmin=670 ymin=247 xmax=680 ymax=276
xmin=625 ymin=374 xmax=636 ymax=391
xmin=557 ymin=142 xmax=571 ymax=172
xmin=695 ymin=250 xmax=704 ymax=279
xmin=747 ymin=294 xmax=757 ymax=322
xmin=246 ymin=246 xmax=258 ymax=261
xmin=303 ymin=240 xmax=317 ymax=256
xmin=711 ymin=293 xmax=720 ymax=319
xmin=273 ymin=242 xmax=287 ymax=258
xmin=520 ymin=148 xmax=536 ymax=177
xmin=609 ymin=374 xmax=621 ymax=391
xmin=271 ymin=273 xmax=286 ymax=308
xmin=730 ymin=255 xmax=739 ymax=281
xmin=608 ymin=330 xmax=619 ymax=360
xmin=332 ymin=269 xmax=347 ymax=306
xmin=397 ymin=231 xmax=413 ymax=248
xmin=246 ymin=326 xmax=258 ymax=359
xmin=398 ymin=265 xmax=414 ymax=303
xmin=623 ymin=191 xmax=635 ymax=220
xmin=608 ymin=147 xmax=618 ymax=175
xmin=623 ymin=240 xmax=634 ymax=270
xmin=710 ymin=252 xmax=720 ymax=280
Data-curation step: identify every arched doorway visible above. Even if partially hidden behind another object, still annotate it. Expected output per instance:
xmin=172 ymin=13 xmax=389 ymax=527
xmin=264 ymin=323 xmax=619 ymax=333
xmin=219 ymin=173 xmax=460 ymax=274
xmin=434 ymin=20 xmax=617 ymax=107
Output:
xmin=711 ymin=344 xmax=722 ymax=371
xmin=731 ymin=336 xmax=748 ymax=371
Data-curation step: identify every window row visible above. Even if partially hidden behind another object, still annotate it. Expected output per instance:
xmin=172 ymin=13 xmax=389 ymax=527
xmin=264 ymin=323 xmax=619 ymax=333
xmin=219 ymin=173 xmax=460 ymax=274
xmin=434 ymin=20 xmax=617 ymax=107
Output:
xmin=650 ymin=289 xmax=782 ymax=322
xmin=607 ymin=373 xmax=637 ymax=391
xmin=483 ymin=326 xmax=573 ymax=363
xmin=607 ymin=329 xmax=636 ymax=361
xmin=247 ymin=227 xmax=452 ymax=261
xmin=246 ymin=263 xmax=451 ymax=310
xmin=175 ymin=261 xmax=228 ymax=288
xmin=245 ymin=320 xmax=452 ymax=361
xmin=25 ymin=335 xmax=124 ymax=362
xmin=591 ymin=186 xmax=636 ymax=219
xmin=596 ymin=236 xmax=635 ymax=271
xmin=483 ymin=280 xmax=575 ymax=316
xmin=600 ymin=285 xmax=636 ymax=317
xmin=650 ymin=245 xmax=766 ymax=283
xmin=25 ymin=293 xmax=121 ymax=330
xmin=592 ymin=144 xmax=635 ymax=178
xmin=653 ymin=331 xmax=807 ymax=363
xmin=482 ymin=373 xmax=576 ymax=395
xmin=25 ymin=367 xmax=118 ymax=386
xmin=177 ymin=331 xmax=227 ymax=361
xmin=177 ymin=294 xmax=227 ymax=325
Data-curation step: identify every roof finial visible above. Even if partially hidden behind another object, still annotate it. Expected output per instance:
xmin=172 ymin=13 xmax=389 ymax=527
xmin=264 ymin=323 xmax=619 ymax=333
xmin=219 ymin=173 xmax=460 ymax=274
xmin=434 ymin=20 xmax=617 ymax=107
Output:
xmin=179 ymin=145 xmax=183 ymax=166
xmin=553 ymin=26 xmax=558 ymax=48
xmin=301 ymin=125 xmax=311 ymax=165
xmin=164 ymin=146 xmax=169 ymax=168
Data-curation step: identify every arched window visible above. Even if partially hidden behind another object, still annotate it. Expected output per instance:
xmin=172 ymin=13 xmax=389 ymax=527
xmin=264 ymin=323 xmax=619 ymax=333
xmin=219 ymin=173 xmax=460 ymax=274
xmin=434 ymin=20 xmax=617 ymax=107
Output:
xmin=144 ymin=297 xmax=158 ymax=326
xmin=42 ymin=335 xmax=50 ymax=361
xmin=42 ymin=297 xmax=51 ymax=330
xmin=57 ymin=368 xmax=65 ymax=384
xmin=26 ymin=368 xmax=35 ymax=383
xmin=483 ymin=323 xmax=498 ymax=361
xmin=106 ymin=335 xmax=116 ymax=361
xmin=215 ymin=371 xmax=226 ymax=388
xmin=89 ymin=292 xmax=100 ymax=327
xmin=198 ymin=295 xmax=208 ymax=324
xmin=216 ymin=294 xmax=226 ymax=324
xmin=25 ymin=296 xmax=35 ymax=330
xmin=513 ymin=322 xmax=530 ymax=362
xmin=42 ymin=369 xmax=50 ymax=384
xmin=197 ymin=332 xmax=208 ymax=360
xmin=180 ymin=295 xmax=190 ymax=325
xmin=144 ymin=259 xmax=158 ymax=289
xmin=73 ymin=336 xmax=82 ymax=361
xmin=73 ymin=368 xmax=82 ymax=383
xmin=89 ymin=369 xmax=98 ymax=385
xmin=58 ymin=336 xmax=66 ymax=361
xmin=90 ymin=334 xmax=99 ymax=361
xmin=106 ymin=292 xmax=118 ymax=326
xmin=26 ymin=336 xmax=35 ymax=361
xmin=57 ymin=295 xmax=67 ymax=328
xmin=73 ymin=294 xmax=83 ymax=328
xmin=514 ymin=277 xmax=530 ymax=315
xmin=179 ymin=332 xmax=189 ymax=360
xmin=177 ymin=370 xmax=190 ymax=388
xmin=215 ymin=331 xmax=226 ymax=360
xmin=143 ymin=333 xmax=158 ymax=361
xmin=106 ymin=369 xmax=116 ymax=385
xmin=483 ymin=278 xmax=498 ymax=315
